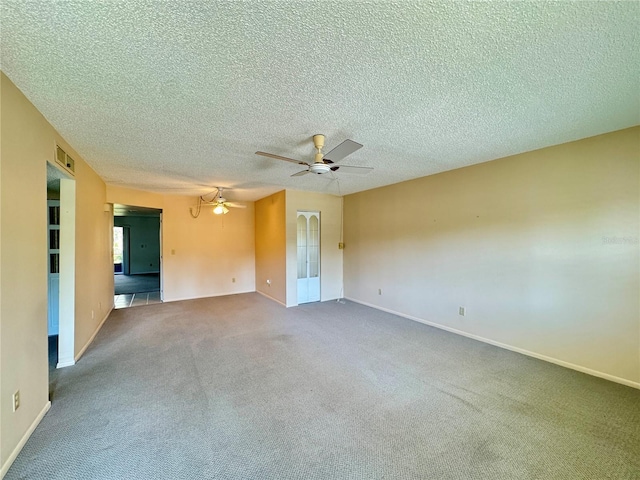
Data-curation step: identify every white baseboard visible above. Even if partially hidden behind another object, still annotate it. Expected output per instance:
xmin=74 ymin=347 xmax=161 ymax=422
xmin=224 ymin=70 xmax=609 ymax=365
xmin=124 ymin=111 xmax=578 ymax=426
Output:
xmin=256 ymin=290 xmax=287 ymax=307
xmin=74 ymin=306 xmax=113 ymax=363
xmin=56 ymin=358 xmax=75 ymax=369
xmin=346 ymin=297 xmax=640 ymax=390
xmin=1 ymin=401 xmax=51 ymax=478
xmin=164 ymin=289 xmax=256 ymax=304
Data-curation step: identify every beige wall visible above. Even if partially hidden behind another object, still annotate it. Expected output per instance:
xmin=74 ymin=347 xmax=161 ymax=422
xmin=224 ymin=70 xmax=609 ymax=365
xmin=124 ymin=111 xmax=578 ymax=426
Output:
xmin=344 ymin=127 xmax=640 ymax=386
xmin=285 ymin=190 xmax=344 ymax=306
xmin=106 ymin=185 xmax=256 ymax=302
xmin=162 ymin=195 xmax=255 ymax=301
xmin=107 ymin=185 xmax=255 ymax=301
xmin=1 ymin=72 xmax=113 ymax=473
xmin=106 ymin=184 xmax=163 ymax=209
xmin=73 ymin=149 xmax=114 ymax=358
xmin=255 ymin=190 xmax=287 ymax=305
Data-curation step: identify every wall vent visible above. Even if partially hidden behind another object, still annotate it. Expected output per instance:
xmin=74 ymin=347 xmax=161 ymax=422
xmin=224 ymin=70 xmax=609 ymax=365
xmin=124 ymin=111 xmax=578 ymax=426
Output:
xmin=55 ymin=145 xmax=75 ymax=175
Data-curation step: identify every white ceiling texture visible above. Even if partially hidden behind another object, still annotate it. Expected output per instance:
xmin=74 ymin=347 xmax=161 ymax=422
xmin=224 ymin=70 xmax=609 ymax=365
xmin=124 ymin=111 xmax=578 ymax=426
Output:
xmin=1 ymin=2 xmax=638 ymax=202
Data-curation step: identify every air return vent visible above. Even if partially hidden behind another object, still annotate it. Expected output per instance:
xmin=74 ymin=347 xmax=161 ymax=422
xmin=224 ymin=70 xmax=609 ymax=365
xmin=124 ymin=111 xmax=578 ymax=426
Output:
xmin=55 ymin=145 xmax=75 ymax=175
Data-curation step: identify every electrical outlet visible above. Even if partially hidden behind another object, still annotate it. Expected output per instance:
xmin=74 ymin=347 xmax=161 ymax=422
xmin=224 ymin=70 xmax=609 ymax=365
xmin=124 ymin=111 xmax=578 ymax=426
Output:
xmin=13 ymin=390 xmax=20 ymax=412
xmin=378 ymin=288 xmax=382 ymax=295
xmin=459 ymin=307 xmax=466 ymax=316
xmin=232 ymin=277 xmax=236 ymax=283
xmin=266 ymin=279 xmax=271 ymax=286
xmin=91 ymin=310 xmax=95 ymax=320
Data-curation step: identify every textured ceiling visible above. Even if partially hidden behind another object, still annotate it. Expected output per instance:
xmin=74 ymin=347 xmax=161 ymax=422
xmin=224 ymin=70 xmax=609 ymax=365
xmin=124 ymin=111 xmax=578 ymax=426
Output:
xmin=2 ymin=2 xmax=638 ymax=201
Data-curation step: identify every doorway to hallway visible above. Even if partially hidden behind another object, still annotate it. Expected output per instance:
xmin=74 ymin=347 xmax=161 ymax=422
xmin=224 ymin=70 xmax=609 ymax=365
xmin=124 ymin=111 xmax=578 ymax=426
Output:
xmin=113 ymin=204 xmax=163 ymax=308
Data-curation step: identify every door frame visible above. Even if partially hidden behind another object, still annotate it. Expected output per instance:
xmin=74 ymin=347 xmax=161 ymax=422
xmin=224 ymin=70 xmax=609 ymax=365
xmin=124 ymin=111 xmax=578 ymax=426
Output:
xmin=57 ymin=177 xmax=76 ymax=368
xmin=122 ymin=226 xmax=131 ymax=275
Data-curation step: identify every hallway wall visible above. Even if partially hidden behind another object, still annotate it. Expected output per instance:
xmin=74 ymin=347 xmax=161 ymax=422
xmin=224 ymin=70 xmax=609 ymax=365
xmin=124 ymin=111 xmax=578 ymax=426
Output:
xmin=1 ymin=72 xmax=114 ymax=475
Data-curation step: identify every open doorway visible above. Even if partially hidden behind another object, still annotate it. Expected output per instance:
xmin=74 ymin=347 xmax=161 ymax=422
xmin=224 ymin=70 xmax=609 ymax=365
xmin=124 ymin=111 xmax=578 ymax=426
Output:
xmin=113 ymin=204 xmax=162 ymax=308
xmin=46 ymin=161 xmax=76 ymax=378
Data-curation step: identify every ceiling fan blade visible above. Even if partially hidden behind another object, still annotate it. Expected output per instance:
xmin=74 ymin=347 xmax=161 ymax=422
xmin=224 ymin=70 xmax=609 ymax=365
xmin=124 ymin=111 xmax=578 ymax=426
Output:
xmin=330 ymin=165 xmax=373 ymax=175
xmin=255 ymin=151 xmax=309 ymax=166
xmin=323 ymin=139 xmax=363 ymax=163
xmin=225 ymin=202 xmax=247 ymax=209
xmin=291 ymin=170 xmax=310 ymax=177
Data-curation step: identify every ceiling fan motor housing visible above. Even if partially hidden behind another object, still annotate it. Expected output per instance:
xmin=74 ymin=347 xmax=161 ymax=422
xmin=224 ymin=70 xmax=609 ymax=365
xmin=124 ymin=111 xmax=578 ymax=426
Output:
xmin=309 ymin=163 xmax=331 ymax=174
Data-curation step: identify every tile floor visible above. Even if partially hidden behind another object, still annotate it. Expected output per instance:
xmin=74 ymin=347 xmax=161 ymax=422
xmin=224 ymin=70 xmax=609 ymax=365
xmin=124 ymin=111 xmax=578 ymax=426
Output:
xmin=114 ymin=291 xmax=162 ymax=309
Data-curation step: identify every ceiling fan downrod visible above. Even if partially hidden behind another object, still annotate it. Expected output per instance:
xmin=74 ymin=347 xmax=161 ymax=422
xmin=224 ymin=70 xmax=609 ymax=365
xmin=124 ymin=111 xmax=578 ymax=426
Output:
xmin=309 ymin=134 xmax=330 ymax=174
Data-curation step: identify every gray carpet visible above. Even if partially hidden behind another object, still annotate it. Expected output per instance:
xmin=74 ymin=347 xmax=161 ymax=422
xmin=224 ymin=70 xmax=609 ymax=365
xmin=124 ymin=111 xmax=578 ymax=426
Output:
xmin=114 ymin=273 xmax=160 ymax=294
xmin=7 ymin=294 xmax=639 ymax=479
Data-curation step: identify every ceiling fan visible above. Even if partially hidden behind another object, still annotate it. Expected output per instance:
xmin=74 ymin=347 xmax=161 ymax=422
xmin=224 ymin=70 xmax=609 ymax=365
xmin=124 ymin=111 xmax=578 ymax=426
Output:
xmin=256 ymin=134 xmax=373 ymax=177
xmin=190 ymin=187 xmax=246 ymax=217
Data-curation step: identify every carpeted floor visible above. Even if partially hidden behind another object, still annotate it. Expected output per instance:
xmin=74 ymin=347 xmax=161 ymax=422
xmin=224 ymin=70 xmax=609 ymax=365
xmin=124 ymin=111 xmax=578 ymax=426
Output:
xmin=114 ymin=273 xmax=160 ymax=294
xmin=7 ymin=293 xmax=640 ymax=479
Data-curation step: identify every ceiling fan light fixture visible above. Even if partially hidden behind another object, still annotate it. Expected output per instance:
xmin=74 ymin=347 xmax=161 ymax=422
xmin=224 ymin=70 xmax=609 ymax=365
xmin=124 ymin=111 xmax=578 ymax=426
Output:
xmin=309 ymin=163 xmax=331 ymax=174
xmin=213 ymin=204 xmax=229 ymax=215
